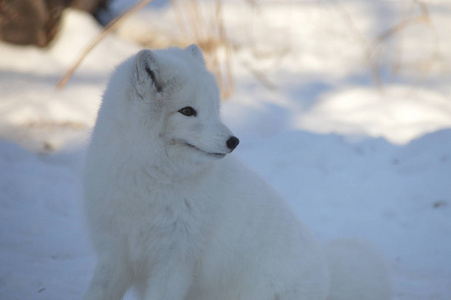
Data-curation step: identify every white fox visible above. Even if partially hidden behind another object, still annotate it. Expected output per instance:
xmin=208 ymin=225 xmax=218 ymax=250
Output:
xmin=83 ymin=45 xmax=391 ymax=300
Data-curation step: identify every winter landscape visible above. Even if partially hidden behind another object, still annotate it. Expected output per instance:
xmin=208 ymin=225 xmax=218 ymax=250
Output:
xmin=0 ymin=0 xmax=450 ymax=299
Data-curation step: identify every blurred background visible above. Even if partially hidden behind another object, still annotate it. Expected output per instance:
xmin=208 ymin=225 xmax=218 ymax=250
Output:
xmin=0 ymin=0 xmax=450 ymax=299
xmin=1 ymin=0 xmax=450 ymax=148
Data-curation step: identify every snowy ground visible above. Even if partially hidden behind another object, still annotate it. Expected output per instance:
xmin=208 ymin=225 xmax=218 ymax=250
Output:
xmin=1 ymin=1 xmax=450 ymax=299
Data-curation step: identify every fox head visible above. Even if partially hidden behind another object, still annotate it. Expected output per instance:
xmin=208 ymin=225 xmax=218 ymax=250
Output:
xmin=94 ymin=45 xmax=239 ymax=176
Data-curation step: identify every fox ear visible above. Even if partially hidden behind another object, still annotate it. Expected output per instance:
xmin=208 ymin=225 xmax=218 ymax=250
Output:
xmin=133 ymin=49 xmax=163 ymax=98
xmin=185 ymin=44 xmax=205 ymax=65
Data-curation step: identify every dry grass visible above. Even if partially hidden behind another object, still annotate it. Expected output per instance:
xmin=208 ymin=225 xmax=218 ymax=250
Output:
xmin=56 ymin=0 xmax=270 ymax=99
xmin=57 ymin=0 xmax=439 ymax=96
xmin=57 ymin=0 xmax=236 ymax=98
xmin=369 ymin=0 xmax=440 ymax=88
xmin=57 ymin=0 xmax=154 ymax=89
xmin=169 ymin=0 xmax=234 ymax=98
xmin=333 ymin=0 xmax=440 ymax=89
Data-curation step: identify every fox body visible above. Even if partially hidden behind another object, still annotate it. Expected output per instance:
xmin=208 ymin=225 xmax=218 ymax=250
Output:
xmin=83 ymin=45 xmax=390 ymax=300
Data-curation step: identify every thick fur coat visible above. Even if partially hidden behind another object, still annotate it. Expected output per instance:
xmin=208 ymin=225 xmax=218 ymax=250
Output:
xmin=83 ymin=45 xmax=391 ymax=300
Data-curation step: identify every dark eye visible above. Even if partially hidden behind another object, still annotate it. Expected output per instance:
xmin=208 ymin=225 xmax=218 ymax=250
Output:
xmin=178 ymin=106 xmax=197 ymax=117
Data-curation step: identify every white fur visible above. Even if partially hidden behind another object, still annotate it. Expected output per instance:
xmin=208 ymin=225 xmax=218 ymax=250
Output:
xmin=83 ymin=45 xmax=391 ymax=300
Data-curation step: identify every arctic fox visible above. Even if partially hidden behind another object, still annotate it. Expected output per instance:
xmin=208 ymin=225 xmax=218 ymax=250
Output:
xmin=83 ymin=45 xmax=391 ymax=300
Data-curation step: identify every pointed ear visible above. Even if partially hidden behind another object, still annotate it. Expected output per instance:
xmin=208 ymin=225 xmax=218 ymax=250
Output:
xmin=133 ymin=49 xmax=163 ymax=98
xmin=185 ymin=44 xmax=205 ymax=65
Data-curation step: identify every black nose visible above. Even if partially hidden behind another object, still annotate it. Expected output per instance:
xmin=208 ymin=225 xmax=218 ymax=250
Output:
xmin=226 ymin=136 xmax=240 ymax=151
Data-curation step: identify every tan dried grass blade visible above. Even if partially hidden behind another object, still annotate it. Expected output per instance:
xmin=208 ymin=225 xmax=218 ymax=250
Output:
xmin=56 ymin=0 xmax=154 ymax=89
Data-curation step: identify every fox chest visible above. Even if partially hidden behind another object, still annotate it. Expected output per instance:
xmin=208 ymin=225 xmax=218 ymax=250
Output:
xmin=121 ymin=195 xmax=207 ymax=266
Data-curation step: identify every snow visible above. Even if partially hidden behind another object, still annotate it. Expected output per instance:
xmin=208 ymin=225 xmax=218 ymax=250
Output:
xmin=1 ymin=1 xmax=450 ymax=299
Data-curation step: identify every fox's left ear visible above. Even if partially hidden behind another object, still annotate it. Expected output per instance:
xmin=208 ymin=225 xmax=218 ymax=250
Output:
xmin=133 ymin=49 xmax=163 ymax=99
xmin=185 ymin=44 xmax=205 ymax=65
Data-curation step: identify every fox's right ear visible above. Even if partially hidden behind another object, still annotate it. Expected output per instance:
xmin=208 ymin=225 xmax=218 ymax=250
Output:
xmin=133 ymin=49 xmax=163 ymax=99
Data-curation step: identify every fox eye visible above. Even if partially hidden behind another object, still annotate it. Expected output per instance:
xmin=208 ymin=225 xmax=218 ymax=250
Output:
xmin=178 ymin=106 xmax=197 ymax=117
